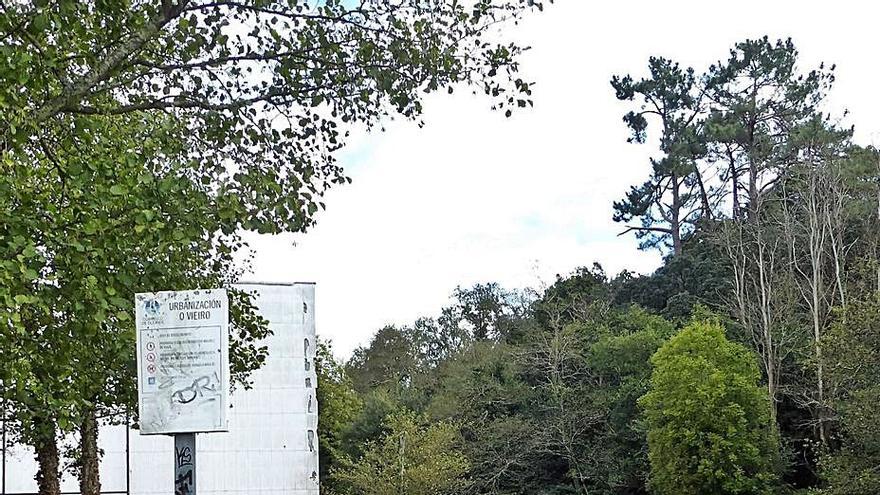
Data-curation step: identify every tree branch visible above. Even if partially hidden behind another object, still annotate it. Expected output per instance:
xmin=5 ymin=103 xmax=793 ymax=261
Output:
xmin=31 ymin=0 xmax=192 ymax=125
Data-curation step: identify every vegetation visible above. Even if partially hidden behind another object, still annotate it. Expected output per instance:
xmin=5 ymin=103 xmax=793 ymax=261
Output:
xmin=315 ymin=36 xmax=880 ymax=495
xmin=820 ymin=296 xmax=880 ymax=494
xmin=332 ymin=412 xmax=470 ymax=495
xmin=640 ymin=319 xmax=779 ymax=494
xmin=1 ymin=2 xmax=878 ymax=493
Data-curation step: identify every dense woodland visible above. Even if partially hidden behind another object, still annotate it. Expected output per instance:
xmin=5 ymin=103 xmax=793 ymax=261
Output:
xmin=1 ymin=2 xmax=879 ymax=495
xmin=316 ymin=38 xmax=880 ymax=495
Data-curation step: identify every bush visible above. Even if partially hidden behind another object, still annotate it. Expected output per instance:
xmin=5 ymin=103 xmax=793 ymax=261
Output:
xmin=640 ymin=319 xmax=779 ymax=494
xmin=331 ymin=412 xmax=469 ymax=495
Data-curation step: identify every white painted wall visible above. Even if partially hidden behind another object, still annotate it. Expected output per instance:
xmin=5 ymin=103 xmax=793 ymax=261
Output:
xmin=2 ymin=282 xmax=319 ymax=495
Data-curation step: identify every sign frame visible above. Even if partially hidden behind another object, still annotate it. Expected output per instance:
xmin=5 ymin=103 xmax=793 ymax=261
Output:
xmin=135 ymin=288 xmax=230 ymax=435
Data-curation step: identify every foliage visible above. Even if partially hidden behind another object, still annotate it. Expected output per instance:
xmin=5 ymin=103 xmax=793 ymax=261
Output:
xmin=331 ymin=412 xmax=469 ymax=495
xmin=346 ymin=325 xmax=423 ymax=395
xmin=612 ymin=233 xmax=730 ymax=321
xmin=316 ymin=339 xmax=363 ymax=490
xmin=441 ymin=283 xmax=530 ymax=342
xmin=1 ymin=14 xmax=878 ymax=495
xmin=640 ymin=319 xmax=779 ymax=495
xmin=611 ymin=56 xmax=707 ymax=255
xmin=533 ymin=263 xmax=612 ymax=329
xmin=0 ymin=111 xmax=274 ymax=494
xmin=703 ymin=37 xmax=834 ymax=220
xmin=573 ymin=307 xmax=676 ymax=493
xmin=2 ymin=0 xmax=546 ymax=156
xmin=353 ymin=281 xmax=677 ymax=495
xmin=0 ymin=110 xmax=271 ymax=432
xmin=819 ymin=296 xmax=880 ymax=494
xmin=612 ymin=37 xmax=836 ymax=255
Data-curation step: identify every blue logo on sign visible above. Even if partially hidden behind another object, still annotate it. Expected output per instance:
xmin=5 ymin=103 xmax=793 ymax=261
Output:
xmin=144 ymin=299 xmax=161 ymax=317
xmin=148 ymin=377 xmax=156 ymax=385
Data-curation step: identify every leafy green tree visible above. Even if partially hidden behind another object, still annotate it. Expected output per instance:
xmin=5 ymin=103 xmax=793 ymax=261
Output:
xmin=338 ymin=389 xmax=405 ymax=462
xmin=441 ymin=283 xmax=528 ymax=342
xmin=347 ymin=325 xmax=423 ymax=395
xmin=820 ymin=295 xmax=880 ymax=494
xmin=0 ymin=113 xmax=272 ymax=495
xmin=534 ymin=263 xmax=612 ymax=329
xmin=640 ymin=319 xmax=779 ymax=494
xmin=611 ymin=233 xmax=730 ymax=321
xmin=1 ymin=1 xmax=547 ymax=492
xmin=1 ymin=0 xmax=544 ymax=154
xmin=422 ymin=291 xmax=674 ymax=494
xmin=580 ymin=307 xmax=675 ymax=493
xmin=404 ymin=283 xmax=533 ymax=368
xmin=341 ymin=326 xmax=431 ymax=461
xmin=316 ymin=339 xmax=363 ymax=491
xmin=332 ymin=412 xmax=469 ymax=495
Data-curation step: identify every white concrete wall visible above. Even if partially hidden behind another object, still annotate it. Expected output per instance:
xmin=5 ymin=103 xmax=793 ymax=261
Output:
xmin=2 ymin=282 xmax=319 ymax=495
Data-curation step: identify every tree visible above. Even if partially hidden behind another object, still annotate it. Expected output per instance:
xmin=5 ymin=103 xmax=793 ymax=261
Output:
xmin=332 ymin=412 xmax=470 ymax=495
xmin=1 ymin=1 xmax=548 ymax=492
xmin=534 ymin=264 xmax=612 ymax=329
xmin=611 ymin=234 xmax=730 ymax=321
xmin=820 ymin=295 xmax=880 ymax=494
xmin=640 ymin=319 xmax=779 ymax=495
xmin=411 ymin=283 xmax=530 ymax=365
xmin=579 ymin=307 xmax=675 ymax=494
xmin=703 ymin=38 xmax=835 ymax=434
xmin=611 ymin=57 xmax=710 ymax=256
xmin=720 ymin=120 xmax=870 ymax=477
xmin=720 ymin=201 xmax=800 ymax=427
xmin=777 ymin=119 xmax=854 ymax=446
xmin=518 ymin=311 xmax=597 ymax=494
xmin=430 ymin=287 xmax=674 ymax=494
xmin=1 ymin=0 xmax=544 ymax=154
xmin=704 ymin=37 xmax=834 ymax=219
xmin=347 ymin=325 xmax=423 ymax=395
xmin=316 ymin=339 xmax=362 ymax=491
xmin=440 ymin=283 xmax=528 ymax=342
xmin=422 ymin=341 xmax=541 ymax=494
xmin=0 ymin=112 xmax=273 ymax=495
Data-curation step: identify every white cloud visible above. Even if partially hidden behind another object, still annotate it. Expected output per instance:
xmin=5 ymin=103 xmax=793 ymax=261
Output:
xmin=242 ymin=0 xmax=880 ymax=357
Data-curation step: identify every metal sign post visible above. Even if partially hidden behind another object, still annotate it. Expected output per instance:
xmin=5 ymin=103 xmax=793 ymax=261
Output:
xmin=135 ymin=289 xmax=229 ymax=495
xmin=174 ymin=433 xmax=196 ymax=495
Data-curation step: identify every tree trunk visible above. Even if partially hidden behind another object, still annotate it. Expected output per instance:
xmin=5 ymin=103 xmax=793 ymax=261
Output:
xmin=34 ymin=425 xmax=61 ymax=495
xmin=694 ymin=164 xmax=713 ymax=222
xmin=756 ymin=238 xmax=778 ymax=423
xmin=812 ymin=307 xmax=829 ymax=446
xmin=671 ymin=173 xmax=683 ymax=256
xmin=80 ymin=409 xmax=101 ymax=495
xmin=748 ymin=158 xmax=758 ymax=220
xmin=746 ymin=89 xmax=759 ymax=221
xmin=728 ymin=147 xmax=740 ymax=219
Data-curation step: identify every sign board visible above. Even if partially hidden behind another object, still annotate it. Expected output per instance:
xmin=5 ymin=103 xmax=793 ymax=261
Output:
xmin=135 ymin=289 xmax=229 ymax=435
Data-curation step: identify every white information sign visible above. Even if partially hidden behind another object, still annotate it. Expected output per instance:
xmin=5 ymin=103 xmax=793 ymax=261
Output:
xmin=135 ymin=289 xmax=229 ymax=435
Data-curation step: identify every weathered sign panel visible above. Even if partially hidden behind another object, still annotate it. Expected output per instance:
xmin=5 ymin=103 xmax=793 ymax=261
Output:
xmin=135 ymin=289 xmax=229 ymax=435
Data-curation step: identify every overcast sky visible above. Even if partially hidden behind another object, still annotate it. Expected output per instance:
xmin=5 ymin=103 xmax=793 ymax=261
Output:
xmin=242 ymin=1 xmax=880 ymax=358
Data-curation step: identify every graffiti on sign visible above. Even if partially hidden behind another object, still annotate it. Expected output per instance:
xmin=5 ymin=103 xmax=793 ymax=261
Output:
xmin=172 ymin=373 xmax=220 ymax=405
xmin=136 ymin=289 xmax=229 ymax=434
